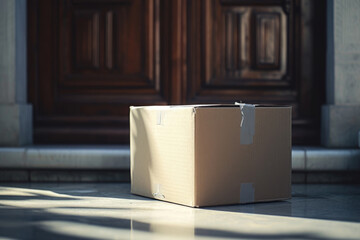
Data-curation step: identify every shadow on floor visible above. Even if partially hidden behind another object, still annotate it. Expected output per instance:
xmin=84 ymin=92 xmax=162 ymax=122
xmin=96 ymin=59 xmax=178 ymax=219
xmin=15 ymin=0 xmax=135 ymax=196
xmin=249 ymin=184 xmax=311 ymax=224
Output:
xmin=204 ymin=184 xmax=360 ymax=223
xmin=0 ymin=205 xmax=345 ymax=240
xmin=1 ymin=183 xmax=360 ymax=227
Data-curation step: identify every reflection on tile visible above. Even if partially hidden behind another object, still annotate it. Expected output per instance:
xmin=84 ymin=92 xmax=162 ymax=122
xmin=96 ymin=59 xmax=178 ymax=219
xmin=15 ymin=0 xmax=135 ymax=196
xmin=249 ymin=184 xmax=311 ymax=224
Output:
xmin=0 ymin=183 xmax=359 ymax=240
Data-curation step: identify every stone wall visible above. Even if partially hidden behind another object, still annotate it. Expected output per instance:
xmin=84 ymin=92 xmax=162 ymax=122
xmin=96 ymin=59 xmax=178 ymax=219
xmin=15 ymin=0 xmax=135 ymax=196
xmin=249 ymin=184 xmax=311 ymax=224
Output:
xmin=0 ymin=0 xmax=32 ymax=146
xmin=322 ymin=0 xmax=360 ymax=147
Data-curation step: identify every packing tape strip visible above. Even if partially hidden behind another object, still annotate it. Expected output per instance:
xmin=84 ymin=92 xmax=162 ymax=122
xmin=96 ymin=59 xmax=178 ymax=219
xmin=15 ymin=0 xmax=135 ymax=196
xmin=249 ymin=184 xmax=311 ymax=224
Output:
xmin=239 ymin=183 xmax=255 ymax=204
xmin=235 ymin=103 xmax=255 ymax=145
xmin=153 ymin=184 xmax=165 ymax=199
xmin=157 ymin=111 xmax=164 ymax=125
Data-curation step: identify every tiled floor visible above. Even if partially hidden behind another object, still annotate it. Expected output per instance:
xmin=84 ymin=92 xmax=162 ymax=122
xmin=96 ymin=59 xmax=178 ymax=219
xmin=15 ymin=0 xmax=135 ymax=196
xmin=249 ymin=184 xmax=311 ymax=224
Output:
xmin=0 ymin=183 xmax=359 ymax=240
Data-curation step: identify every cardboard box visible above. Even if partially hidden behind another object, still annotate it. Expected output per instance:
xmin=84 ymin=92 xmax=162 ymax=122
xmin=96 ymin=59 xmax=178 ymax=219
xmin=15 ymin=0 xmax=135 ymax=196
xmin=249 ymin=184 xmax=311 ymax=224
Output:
xmin=130 ymin=104 xmax=292 ymax=207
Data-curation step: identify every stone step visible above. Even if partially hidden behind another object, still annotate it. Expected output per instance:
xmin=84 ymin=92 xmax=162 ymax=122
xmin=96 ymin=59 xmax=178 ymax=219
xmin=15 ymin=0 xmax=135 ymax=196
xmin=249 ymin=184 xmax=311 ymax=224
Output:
xmin=1 ymin=145 xmax=359 ymax=171
xmin=0 ymin=145 xmax=130 ymax=170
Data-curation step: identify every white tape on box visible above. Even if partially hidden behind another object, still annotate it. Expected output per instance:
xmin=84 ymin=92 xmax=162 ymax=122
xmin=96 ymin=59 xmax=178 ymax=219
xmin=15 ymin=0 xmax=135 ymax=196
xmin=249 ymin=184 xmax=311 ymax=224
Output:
xmin=235 ymin=103 xmax=255 ymax=145
xmin=153 ymin=184 xmax=165 ymax=199
xmin=157 ymin=111 xmax=164 ymax=125
xmin=239 ymin=183 xmax=255 ymax=204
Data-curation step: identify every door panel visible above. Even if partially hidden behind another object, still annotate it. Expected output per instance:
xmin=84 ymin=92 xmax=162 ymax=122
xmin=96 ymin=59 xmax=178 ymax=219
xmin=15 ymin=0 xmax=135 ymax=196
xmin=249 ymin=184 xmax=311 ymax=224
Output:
xmin=208 ymin=5 xmax=287 ymax=85
xmin=61 ymin=0 xmax=158 ymax=85
xmin=188 ymin=0 xmax=293 ymax=99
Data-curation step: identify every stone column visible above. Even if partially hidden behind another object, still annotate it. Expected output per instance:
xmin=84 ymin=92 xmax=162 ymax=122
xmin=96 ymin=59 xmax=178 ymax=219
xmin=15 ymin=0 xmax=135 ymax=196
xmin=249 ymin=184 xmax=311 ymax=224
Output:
xmin=322 ymin=0 xmax=360 ymax=148
xmin=0 ymin=0 xmax=32 ymax=146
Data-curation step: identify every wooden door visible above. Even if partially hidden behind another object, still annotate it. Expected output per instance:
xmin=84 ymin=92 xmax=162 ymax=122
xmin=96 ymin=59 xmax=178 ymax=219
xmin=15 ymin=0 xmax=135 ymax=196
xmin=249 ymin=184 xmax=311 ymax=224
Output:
xmin=28 ymin=0 xmax=325 ymax=144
